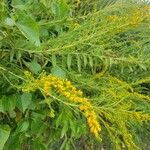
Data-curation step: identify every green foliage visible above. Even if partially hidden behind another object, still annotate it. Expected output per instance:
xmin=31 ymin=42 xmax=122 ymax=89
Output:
xmin=0 ymin=125 xmax=10 ymax=150
xmin=0 ymin=0 xmax=150 ymax=149
xmin=14 ymin=10 xmax=41 ymax=46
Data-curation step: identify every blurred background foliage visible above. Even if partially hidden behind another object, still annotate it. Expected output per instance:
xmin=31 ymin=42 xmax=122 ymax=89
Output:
xmin=0 ymin=0 xmax=150 ymax=149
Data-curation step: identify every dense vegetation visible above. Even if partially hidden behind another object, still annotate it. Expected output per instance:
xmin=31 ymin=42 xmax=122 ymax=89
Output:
xmin=0 ymin=0 xmax=150 ymax=149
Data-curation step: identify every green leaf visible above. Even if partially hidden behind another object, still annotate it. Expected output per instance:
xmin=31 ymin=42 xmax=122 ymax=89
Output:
xmin=51 ymin=1 xmax=70 ymax=19
xmin=31 ymin=117 xmax=43 ymax=133
xmin=0 ymin=1 xmax=6 ymax=22
xmin=88 ymin=56 xmax=93 ymax=68
xmin=3 ymin=96 xmax=16 ymax=112
xmin=61 ymin=121 xmax=68 ymax=138
xmin=12 ymin=0 xmax=33 ymax=10
xmin=20 ymin=93 xmax=32 ymax=113
xmin=51 ymin=66 xmax=66 ymax=79
xmin=15 ymin=11 xmax=40 ymax=46
xmin=16 ymin=119 xmax=29 ymax=133
xmin=0 ymin=125 xmax=11 ymax=150
xmin=24 ymin=58 xmax=41 ymax=74
xmin=67 ymin=54 xmax=72 ymax=70
xmin=83 ymin=54 xmax=87 ymax=68
xmin=59 ymin=1 xmax=70 ymax=19
xmin=51 ymin=54 xmax=57 ymax=67
xmin=40 ymin=0 xmax=47 ymax=7
xmin=4 ymin=134 xmax=22 ymax=150
xmin=12 ymin=0 xmax=25 ymax=5
xmin=0 ymin=95 xmax=17 ymax=112
xmin=69 ymin=118 xmax=87 ymax=138
xmin=77 ymin=55 xmax=81 ymax=73
xmin=139 ymin=64 xmax=147 ymax=71
xmin=0 ymin=99 xmax=4 ymax=113
xmin=65 ymin=140 xmax=70 ymax=150
xmin=30 ymin=141 xmax=47 ymax=150
xmin=51 ymin=2 xmax=59 ymax=16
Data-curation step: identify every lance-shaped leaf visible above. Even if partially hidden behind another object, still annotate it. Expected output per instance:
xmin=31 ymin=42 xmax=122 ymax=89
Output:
xmin=15 ymin=11 xmax=40 ymax=46
xmin=0 ymin=125 xmax=11 ymax=150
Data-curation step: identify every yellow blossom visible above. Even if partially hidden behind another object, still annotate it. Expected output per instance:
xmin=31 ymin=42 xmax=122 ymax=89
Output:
xmin=22 ymin=71 xmax=101 ymax=138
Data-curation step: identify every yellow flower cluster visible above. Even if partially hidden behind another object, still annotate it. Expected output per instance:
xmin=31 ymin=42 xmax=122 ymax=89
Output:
xmin=129 ymin=8 xmax=150 ymax=27
xmin=107 ymin=15 xmax=119 ymax=22
xmin=132 ymin=92 xmax=150 ymax=101
xmin=129 ymin=10 xmax=144 ymax=26
xmin=22 ymin=72 xmax=101 ymax=138
xmin=22 ymin=71 xmax=40 ymax=92
xmin=106 ymin=7 xmax=149 ymax=29
xmin=80 ymin=106 xmax=101 ymax=138
xmin=132 ymin=112 xmax=150 ymax=122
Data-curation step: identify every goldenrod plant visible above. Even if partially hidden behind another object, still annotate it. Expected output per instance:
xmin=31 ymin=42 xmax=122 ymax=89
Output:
xmin=0 ymin=0 xmax=150 ymax=149
xmin=22 ymin=71 xmax=101 ymax=139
